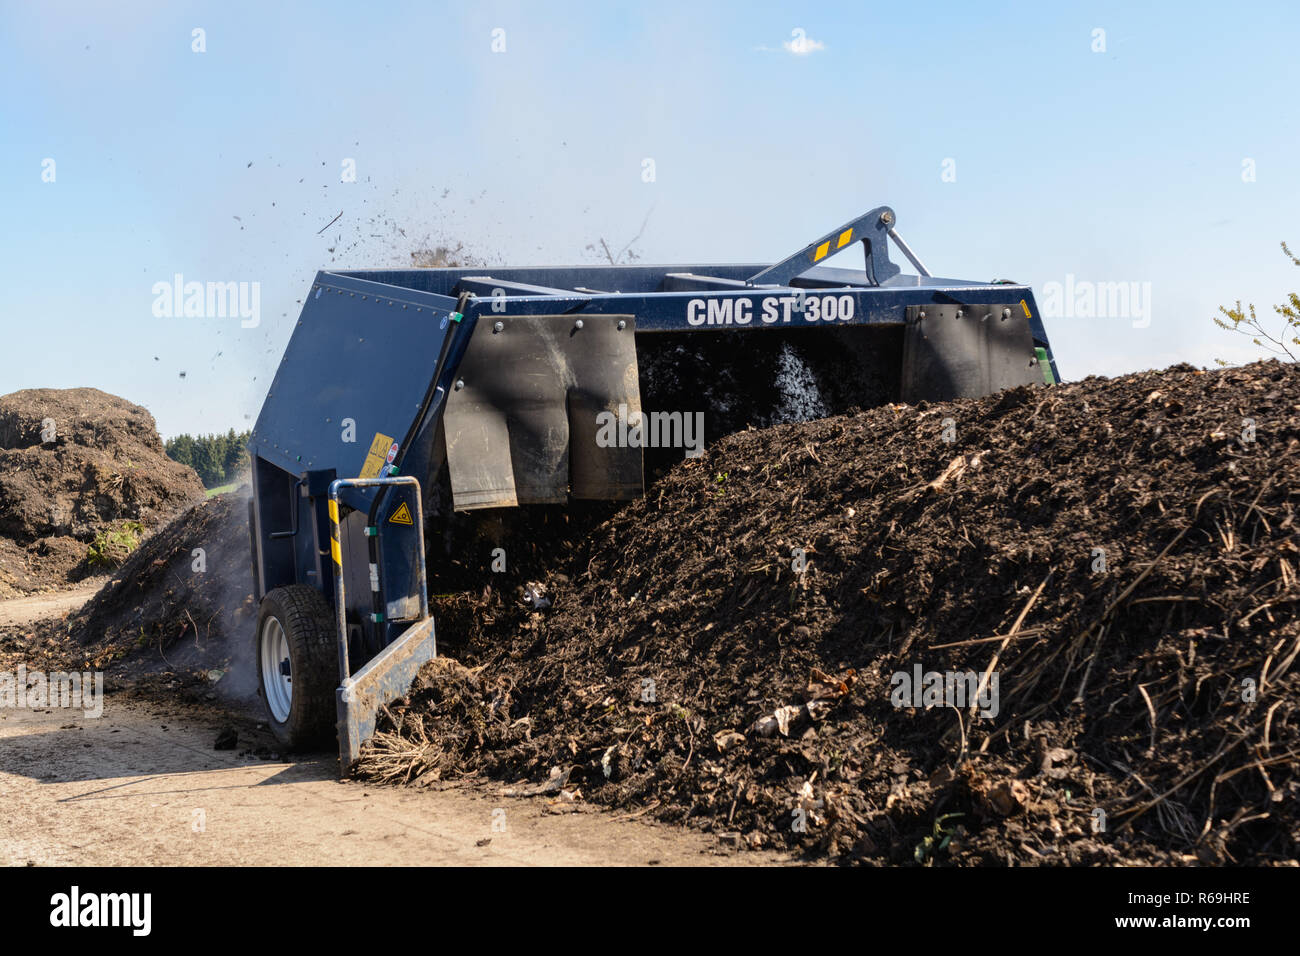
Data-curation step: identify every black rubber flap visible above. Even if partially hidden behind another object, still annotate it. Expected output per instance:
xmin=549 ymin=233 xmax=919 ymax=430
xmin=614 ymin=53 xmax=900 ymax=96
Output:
xmin=442 ymin=314 xmax=643 ymax=510
xmin=900 ymin=303 xmax=1042 ymax=403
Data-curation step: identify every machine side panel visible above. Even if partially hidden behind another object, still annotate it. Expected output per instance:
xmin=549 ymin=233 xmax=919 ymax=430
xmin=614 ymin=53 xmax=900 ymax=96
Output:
xmin=251 ymin=277 xmax=459 ymax=484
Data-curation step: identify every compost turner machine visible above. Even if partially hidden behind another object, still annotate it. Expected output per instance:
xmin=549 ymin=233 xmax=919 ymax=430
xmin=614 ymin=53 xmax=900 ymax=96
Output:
xmin=247 ymin=206 xmax=1059 ymax=771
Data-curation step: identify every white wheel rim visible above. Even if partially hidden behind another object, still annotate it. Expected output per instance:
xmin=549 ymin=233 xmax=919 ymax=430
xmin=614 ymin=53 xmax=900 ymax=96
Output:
xmin=260 ymin=616 xmax=292 ymax=723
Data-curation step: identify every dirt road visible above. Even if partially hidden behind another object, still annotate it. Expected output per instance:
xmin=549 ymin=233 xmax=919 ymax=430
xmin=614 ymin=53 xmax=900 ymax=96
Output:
xmin=0 ymin=584 xmax=101 ymax=629
xmin=0 ymin=668 xmax=791 ymax=867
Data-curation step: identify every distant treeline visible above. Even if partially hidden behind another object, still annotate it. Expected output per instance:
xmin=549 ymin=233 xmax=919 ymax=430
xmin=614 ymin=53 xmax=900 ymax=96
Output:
xmin=165 ymin=429 xmax=251 ymax=488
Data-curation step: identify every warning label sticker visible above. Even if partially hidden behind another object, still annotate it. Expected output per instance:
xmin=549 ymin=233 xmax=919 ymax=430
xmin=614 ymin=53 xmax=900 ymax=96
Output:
xmin=388 ymin=501 xmax=413 ymax=525
xmin=359 ymin=432 xmax=394 ymax=479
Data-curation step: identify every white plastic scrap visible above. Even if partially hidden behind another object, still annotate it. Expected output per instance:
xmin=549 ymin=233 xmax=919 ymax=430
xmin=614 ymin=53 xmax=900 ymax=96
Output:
xmin=749 ymin=704 xmax=806 ymax=738
xmin=749 ymin=699 xmax=835 ymax=738
xmin=521 ymin=581 xmax=551 ymax=609
xmin=502 ymin=765 xmax=570 ymax=797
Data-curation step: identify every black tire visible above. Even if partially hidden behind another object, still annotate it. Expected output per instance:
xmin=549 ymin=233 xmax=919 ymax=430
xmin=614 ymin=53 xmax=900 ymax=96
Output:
xmin=255 ymin=585 xmax=338 ymax=750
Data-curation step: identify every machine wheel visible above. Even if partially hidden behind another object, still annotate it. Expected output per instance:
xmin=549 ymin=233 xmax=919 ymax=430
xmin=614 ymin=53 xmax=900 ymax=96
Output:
xmin=255 ymin=585 xmax=338 ymax=750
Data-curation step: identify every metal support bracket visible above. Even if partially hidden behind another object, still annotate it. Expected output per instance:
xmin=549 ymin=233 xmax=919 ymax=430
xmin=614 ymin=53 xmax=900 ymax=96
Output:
xmin=748 ymin=206 xmax=903 ymax=288
xmin=328 ymin=475 xmax=434 ymax=774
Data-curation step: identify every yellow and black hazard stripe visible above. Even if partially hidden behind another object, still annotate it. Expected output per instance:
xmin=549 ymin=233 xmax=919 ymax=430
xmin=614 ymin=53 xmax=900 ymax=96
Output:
xmin=328 ymin=498 xmax=342 ymax=567
xmin=809 ymin=227 xmax=856 ymax=265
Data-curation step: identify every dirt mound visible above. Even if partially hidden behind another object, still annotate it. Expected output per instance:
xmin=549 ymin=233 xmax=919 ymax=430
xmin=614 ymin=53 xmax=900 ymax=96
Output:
xmin=360 ymin=359 xmax=1300 ymax=865
xmin=0 ymin=388 xmax=205 ymax=596
xmin=66 ymin=492 xmax=258 ymax=699
xmin=0 ymin=492 xmax=258 ymax=707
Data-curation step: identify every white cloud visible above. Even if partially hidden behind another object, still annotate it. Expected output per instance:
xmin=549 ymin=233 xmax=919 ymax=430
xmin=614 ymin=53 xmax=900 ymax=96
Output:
xmin=783 ymin=32 xmax=825 ymax=55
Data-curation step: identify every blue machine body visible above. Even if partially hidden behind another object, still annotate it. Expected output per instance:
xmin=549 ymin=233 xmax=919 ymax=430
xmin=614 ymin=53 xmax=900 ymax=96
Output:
xmin=246 ymin=206 xmax=1059 ymax=769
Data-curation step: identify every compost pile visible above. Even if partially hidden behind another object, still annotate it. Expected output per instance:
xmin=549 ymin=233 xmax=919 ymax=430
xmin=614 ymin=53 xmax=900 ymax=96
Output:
xmin=72 ymin=493 xmax=256 ymax=694
xmin=0 ymin=388 xmax=205 ymax=597
xmin=360 ymin=359 xmax=1300 ymax=866
xmin=0 ymin=493 xmax=258 ymax=705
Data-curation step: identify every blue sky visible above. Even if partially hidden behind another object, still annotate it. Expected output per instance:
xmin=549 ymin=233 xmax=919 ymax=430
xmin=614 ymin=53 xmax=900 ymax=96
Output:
xmin=2 ymin=0 xmax=1297 ymax=437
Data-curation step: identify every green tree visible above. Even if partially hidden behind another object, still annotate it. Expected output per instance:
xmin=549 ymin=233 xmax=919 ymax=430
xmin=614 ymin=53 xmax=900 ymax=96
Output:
xmin=166 ymin=430 xmax=253 ymax=487
xmin=166 ymin=433 xmax=196 ymax=468
xmin=222 ymin=428 xmax=249 ymax=479
xmin=194 ymin=438 xmax=225 ymax=486
xmin=1215 ymin=242 xmax=1300 ymax=363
